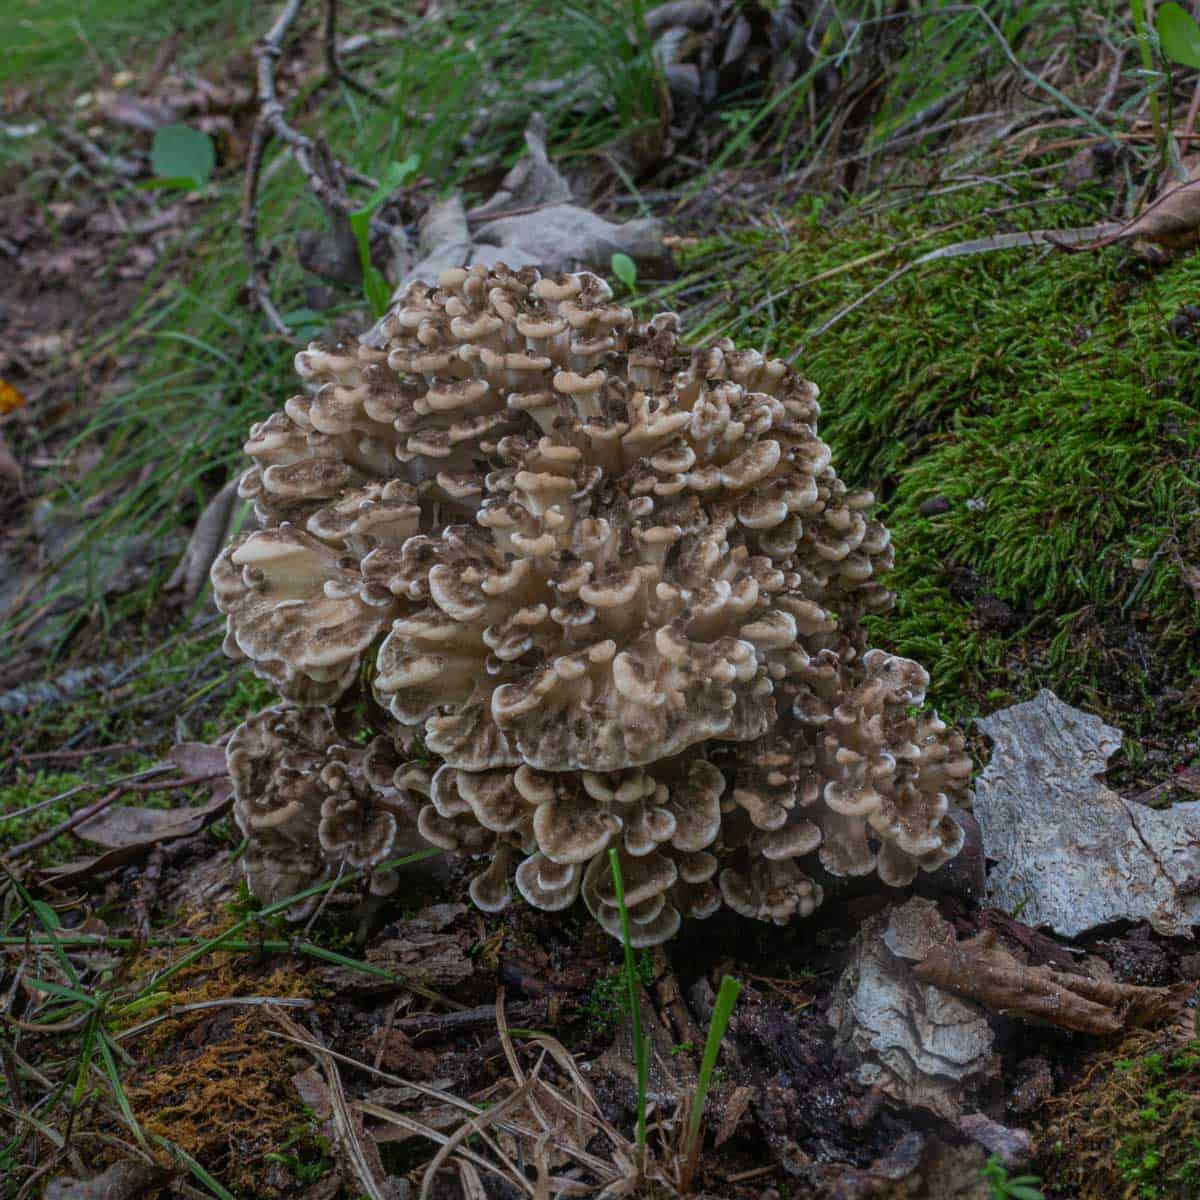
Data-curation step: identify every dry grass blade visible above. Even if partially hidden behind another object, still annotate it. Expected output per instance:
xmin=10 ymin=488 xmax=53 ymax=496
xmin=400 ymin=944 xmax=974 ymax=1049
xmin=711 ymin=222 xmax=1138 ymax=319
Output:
xmin=115 ymin=995 xmax=314 ymax=1041
xmin=356 ymin=1102 xmax=528 ymax=1190
xmin=418 ymin=1082 xmax=536 ymax=1200
xmin=269 ymin=1008 xmax=389 ymax=1200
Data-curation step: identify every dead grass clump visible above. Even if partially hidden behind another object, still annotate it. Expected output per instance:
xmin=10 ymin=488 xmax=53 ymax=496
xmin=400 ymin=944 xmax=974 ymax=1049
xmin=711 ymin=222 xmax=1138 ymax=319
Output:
xmin=1038 ymin=1028 xmax=1200 ymax=1199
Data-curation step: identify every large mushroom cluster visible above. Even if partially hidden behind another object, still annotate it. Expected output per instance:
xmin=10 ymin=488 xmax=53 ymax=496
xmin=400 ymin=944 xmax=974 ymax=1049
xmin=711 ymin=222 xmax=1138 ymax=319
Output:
xmin=214 ymin=264 xmax=970 ymax=943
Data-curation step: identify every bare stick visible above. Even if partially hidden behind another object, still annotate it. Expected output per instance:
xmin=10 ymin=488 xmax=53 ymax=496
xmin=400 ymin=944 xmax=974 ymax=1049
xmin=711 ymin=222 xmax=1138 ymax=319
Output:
xmin=323 ymin=0 xmax=388 ymax=103
xmin=240 ymin=117 xmax=293 ymax=338
xmin=241 ymin=0 xmax=382 ymax=338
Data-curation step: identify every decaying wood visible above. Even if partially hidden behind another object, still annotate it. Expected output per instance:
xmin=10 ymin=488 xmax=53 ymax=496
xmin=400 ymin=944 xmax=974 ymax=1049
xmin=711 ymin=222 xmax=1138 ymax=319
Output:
xmin=913 ymin=930 xmax=1195 ymax=1035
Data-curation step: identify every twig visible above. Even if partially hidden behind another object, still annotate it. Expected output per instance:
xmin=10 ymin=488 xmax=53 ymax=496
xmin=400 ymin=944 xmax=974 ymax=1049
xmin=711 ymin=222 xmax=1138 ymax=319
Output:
xmin=787 ymin=214 xmax=1120 ymax=360
xmin=323 ymin=0 xmax=388 ymax=103
xmin=241 ymin=0 xmax=379 ymax=339
xmin=240 ymin=109 xmax=293 ymax=338
xmin=14 ymin=742 xmax=146 ymax=765
xmin=55 ymin=126 xmax=140 ymax=179
xmin=391 ymin=1001 xmax=548 ymax=1039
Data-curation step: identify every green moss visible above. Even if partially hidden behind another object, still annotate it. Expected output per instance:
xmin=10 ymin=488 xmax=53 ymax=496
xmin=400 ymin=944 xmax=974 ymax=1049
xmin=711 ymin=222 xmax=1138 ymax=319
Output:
xmin=583 ymin=949 xmax=655 ymax=1035
xmin=0 ymin=769 xmax=88 ymax=863
xmin=1042 ymin=1035 xmax=1200 ymax=1199
xmin=0 ymin=766 xmax=184 ymax=865
xmin=683 ymin=181 xmax=1200 ymax=730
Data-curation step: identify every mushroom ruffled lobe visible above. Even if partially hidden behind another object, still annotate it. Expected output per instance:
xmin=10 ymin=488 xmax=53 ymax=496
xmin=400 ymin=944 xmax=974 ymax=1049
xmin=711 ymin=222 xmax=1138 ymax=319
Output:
xmin=373 ymin=274 xmax=891 ymax=774
xmin=228 ymin=706 xmax=419 ymax=915
xmin=216 ymin=263 xmax=971 ymax=945
xmin=792 ymin=647 xmax=971 ymax=887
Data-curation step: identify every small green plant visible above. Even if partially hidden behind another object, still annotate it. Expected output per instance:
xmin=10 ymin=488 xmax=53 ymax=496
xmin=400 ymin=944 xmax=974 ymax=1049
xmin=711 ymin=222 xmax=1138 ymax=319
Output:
xmin=584 ymin=951 xmax=654 ymax=1034
xmin=610 ymin=251 xmax=638 ymax=296
xmin=678 ymin=973 xmax=741 ymax=1195
xmin=263 ymin=1112 xmax=333 ymax=1184
xmin=981 ymin=1155 xmax=1044 ymax=1200
xmin=607 ymin=849 xmax=649 ymax=1162
xmin=146 ymin=123 xmax=215 ymax=190
xmin=1156 ymin=2 xmax=1200 ymax=69
xmin=350 ymin=155 xmax=420 ymax=316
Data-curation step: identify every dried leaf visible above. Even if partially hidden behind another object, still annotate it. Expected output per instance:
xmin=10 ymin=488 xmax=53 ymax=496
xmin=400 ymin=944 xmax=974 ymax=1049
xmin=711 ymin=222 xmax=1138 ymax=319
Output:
xmin=912 ymin=930 xmax=1195 ymax=1035
xmin=0 ymin=379 xmax=25 ymax=414
xmin=1117 ymin=160 xmax=1200 ymax=248
xmin=44 ymin=1163 xmax=168 ymax=1200
xmin=713 ymin=1084 xmax=755 ymax=1148
xmin=371 ymin=114 xmax=663 ymax=319
xmin=74 ymin=786 xmax=231 ymax=848
xmin=37 ymin=844 xmax=157 ymax=885
xmin=166 ymin=740 xmax=228 ymax=778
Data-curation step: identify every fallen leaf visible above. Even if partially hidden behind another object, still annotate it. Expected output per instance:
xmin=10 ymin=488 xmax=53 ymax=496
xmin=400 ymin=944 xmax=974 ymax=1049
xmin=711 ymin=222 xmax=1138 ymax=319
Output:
xmin=370 ymin=113 xmax=664 ymax=321
xmin=44 ymin=1163 xmax=168 ymax=1200
xmin=912 ymin=929 xmax=1195 ymax=1035
xmin=74 ymin=784 xmax=231 ymax=848
xmin=167 ymin=740 xmax=228 ymax=778
xmin=1121 ymin=160 xmax=1200 ymax=248
xmin=37 ymin=844 xmax=154 ymax=886
xmin=714 ymin=1084 xmax=755 ymax=1148
xmin=0 ymin=380 xmax=25 ymax=414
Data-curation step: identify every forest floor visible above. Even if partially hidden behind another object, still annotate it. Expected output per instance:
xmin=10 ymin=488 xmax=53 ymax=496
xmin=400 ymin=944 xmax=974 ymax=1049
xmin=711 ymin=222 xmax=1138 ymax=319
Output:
xmin=2 ymin=2 xmax=1200 ymax=1198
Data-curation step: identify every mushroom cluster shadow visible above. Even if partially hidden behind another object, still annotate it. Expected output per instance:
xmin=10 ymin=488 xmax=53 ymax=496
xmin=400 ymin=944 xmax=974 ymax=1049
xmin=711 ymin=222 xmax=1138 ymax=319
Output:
xmin=214 ymin=265 xmax=970 ymax=944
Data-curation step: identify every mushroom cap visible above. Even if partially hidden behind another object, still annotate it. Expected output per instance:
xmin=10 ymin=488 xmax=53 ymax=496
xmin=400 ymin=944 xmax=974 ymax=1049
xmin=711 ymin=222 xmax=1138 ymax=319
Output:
xmin=227 ymin=706 xmax=417 ymax=914
xmin=212 ymin=524 xmax=398 ymax=705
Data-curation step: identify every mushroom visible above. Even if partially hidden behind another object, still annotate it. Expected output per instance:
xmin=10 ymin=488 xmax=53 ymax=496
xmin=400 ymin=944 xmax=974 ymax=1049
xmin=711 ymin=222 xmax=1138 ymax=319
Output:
xmin=227 ymin=707 xmax=421 ymax=915
xmin=215 ymin=264 xmax=971 ymax=944
xmin=792 ymin=647 xmax=971 ymax=886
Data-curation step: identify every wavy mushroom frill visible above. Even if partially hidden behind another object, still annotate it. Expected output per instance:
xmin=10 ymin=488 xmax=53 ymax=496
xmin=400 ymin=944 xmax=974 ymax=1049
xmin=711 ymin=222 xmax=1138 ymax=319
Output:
xmin=212 ymin=474 xmax=439 ymax=703
xmin=392 ymin=756 xmax=729 ymax=945
xmin=791 ymin=647 xmax=972 ymax=886
xmin=228 ymin=706 xmax=420 ymax=916
xmin=370 ymin=339 xmax=893 ymax=773
xmin=237 ymin=264 xmax=644 ymax=527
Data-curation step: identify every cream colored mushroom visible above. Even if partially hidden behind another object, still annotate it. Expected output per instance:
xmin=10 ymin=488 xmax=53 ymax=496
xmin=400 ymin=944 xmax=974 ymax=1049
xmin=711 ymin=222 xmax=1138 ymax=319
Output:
xmin=216 ymin=263 xmax=971 ymax=945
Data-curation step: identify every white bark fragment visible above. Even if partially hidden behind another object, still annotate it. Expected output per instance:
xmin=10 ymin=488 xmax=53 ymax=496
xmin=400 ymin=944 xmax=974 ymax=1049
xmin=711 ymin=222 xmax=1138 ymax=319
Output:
xmin=828 ymin=898 xmax=997 ymax=1120
xmin=974 ymin=689 xmax=1200 ymax=937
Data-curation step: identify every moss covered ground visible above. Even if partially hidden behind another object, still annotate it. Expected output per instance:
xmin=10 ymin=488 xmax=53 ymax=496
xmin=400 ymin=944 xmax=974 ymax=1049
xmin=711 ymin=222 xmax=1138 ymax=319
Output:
xmin=681 ymin=179 xmax=1200 ymax=735
xmin=1040 ymin=1031 xmax=1200 ymax=1199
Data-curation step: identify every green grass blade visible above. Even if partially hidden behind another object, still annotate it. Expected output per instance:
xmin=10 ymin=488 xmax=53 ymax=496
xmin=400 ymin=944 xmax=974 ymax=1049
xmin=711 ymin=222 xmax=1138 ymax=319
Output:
xmin=680 ymin=974 xmax=741 ymax=1192
xmin=606 ymin=849 xmax=648 ymax=1156
xmin=96 ymin=1029 xmax=149 ymax=1151
xmin=155 ymin=1134 xmax=240 ymax=1200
